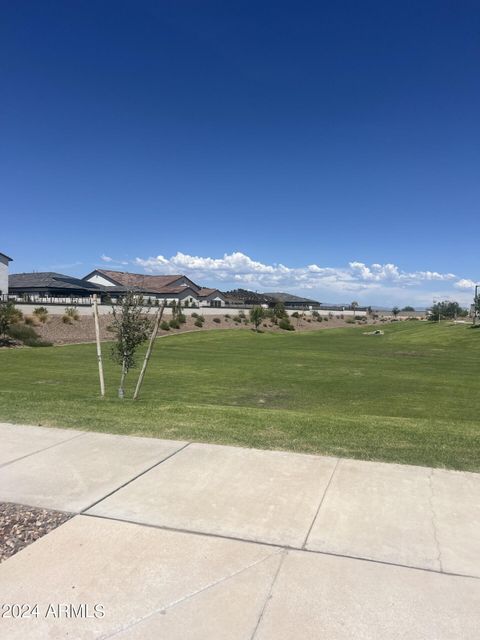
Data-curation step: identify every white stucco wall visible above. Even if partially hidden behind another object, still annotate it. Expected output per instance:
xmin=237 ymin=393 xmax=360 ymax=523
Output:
xmin=0 ymin=255 xmax=9 ymax=295
xmin=9 ymin=302 xmax=367 ymax=317
xmin=85 ymin=274 xmax=117 ymax=287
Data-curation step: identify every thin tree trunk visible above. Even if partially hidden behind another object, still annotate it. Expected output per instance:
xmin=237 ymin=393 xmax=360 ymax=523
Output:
xmin=133 ymin=302 xmax=166 ymax=400
xmin=92 ymin=294 xmax=105 ymax=397
xmin=118 ymin=357 xmax=127 ymax=399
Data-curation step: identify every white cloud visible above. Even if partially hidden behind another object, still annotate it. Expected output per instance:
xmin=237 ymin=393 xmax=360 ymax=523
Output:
xmin=131 ymin=251 xmax=471 ymax=305
xmin=454 ymin=278 xmax=476 ymax=290
xmin=101 ymin=254 xmax=128 ymax=266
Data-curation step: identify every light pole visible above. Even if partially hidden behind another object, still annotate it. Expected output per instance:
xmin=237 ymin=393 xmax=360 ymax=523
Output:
xmin=474 ymin=285 xmax=480 ymax=326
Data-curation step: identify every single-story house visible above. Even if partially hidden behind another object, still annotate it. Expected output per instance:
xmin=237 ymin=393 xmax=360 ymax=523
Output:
xmin=0 ymin=252 xmax=13 ymax=297
xmin=263 ymin=292 xmax=321 ymax=309
xmin=83 ymin=269 xmax=226 ymax=307
xmin=7 ymin=272 xmax=108 ymax=301
xmin=224 ymin=289 xmax=321 ymax=309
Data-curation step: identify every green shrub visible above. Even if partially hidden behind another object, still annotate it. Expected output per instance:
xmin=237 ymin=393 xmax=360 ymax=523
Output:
xmin=191 ymin=312 xmax=199 ymax=318
xmin=194 ymin=319 xmax=203 ymax=328
xmin=7 ymin=323 xmax=52 ymax=347
xmin=33 ymin=307 xmax=49 ymax=323
xmin=169 ymin=319 xmax=180 ymax=329
xmin=197 ymin=315 xmax=205 ymax=323
xmin=317 ymin=316 xmax=323 ymax=322
xmin=62 ymin=315 xmax=73 ymax=324
xmin=225 ymin=314 xmax=231 ymax=319
xmin=213 ymin=317 xmax=221 ymax=323
xmin=65 ymin=307 xmax=79 ymax=321
xmin=279 ymin=318 xmax=295 ymax=331
xmin=24 ymin=316 xmax=35 ymax=326
xmin=10 ymin=306 xmax=23 ymax=323
xmin=177 ymin=313 xmax=187 ymax=324
xmin=160 ymin=321 xmax=170 ymax=331
xmin=291 ymin=311 xmax=300 ymax=318
xmin=345 ymin=318 xmax=355 ymax=324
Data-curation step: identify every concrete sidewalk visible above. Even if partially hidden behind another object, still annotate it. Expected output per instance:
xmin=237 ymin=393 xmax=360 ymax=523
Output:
xmin=0 ymin=422 xmax=478 ymax=638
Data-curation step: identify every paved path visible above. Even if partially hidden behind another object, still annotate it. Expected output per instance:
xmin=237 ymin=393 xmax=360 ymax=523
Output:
xmin=0 ymin=422 xmax=478 ymax=638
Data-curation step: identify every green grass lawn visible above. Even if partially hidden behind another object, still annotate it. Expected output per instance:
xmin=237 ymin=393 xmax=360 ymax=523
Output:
xmin=0 ymin=322 xmax=479 ymax=471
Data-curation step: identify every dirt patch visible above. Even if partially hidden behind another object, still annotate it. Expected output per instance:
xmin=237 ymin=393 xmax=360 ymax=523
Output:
xmin=0 ymin=502 xmax=72 ymax=562
xmin=28 ymin=314 xmax=375 ymax=345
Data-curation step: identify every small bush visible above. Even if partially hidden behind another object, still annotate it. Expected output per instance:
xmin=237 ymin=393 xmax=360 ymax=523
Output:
xmin=345 ymin=318 xmax=355 ymax=324
xmin=62 ymin=315 xmax=73 ymax=324
xmin=291 ymin=311 xmax=300 ymax=318
xmin=160 ymin=321 xmax=170 ymax=331
xmin=65 ymin=307 xmax=79 ymax=321
xmin=24 ymin=316 xmax=36 ymax=326
xmin=169 ymin=319 xmax=180 ymax=329
xmin=191 ymin=312 xmax=199 ymax=318
xmin=7 ymin=323 xmax=52 ymax=347
xmin=33 ymin=307 xmax=49 ymax=323
xmin=317 ymin=316 xmax=323 ymax=322
xmin=225 ymin=314 xmax=231 ymax=319
xmin=197 ymin=315 xmax=205 ymax=323
xmin=279 ymin=318 xmax=295 ymax=331
xmin=177 ymin=313 xmax=187 ymax=324
xmin=213 ymin=317 xmax=221 ymax=323
xmin=194 ymin=319 xmax=203 ymax=328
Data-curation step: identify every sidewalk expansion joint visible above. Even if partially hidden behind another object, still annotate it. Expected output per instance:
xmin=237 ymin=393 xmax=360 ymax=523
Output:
xmin=250 ymin=549 xmax=287 ymax=640
xmin=96 ymin=548 xmax=284 ymax=640
xmin=0 ymin=431 xmax=88 ymax=470
xmin=301 ymin=456 xmax=341 ymax=549
xmin=80 ymin=512 xmax=480 ymax=582
xmin=79 ymin=442 xmax=192 ymax=514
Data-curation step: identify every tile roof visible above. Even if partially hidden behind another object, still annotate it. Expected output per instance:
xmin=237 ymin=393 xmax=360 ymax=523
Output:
xmin=94 ymin=270 xmax=185 ymax=291
xmin=198 ymin=287 xmax=220 ymax=297
xmin=9 ymin=272 xmax=103 ymax=291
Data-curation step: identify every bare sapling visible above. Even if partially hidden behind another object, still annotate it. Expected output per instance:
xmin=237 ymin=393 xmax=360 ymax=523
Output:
xmin=110 ymin=292 xmax=152 ymax=399
xmin=133 ymin=300 xmax=166 ymax=400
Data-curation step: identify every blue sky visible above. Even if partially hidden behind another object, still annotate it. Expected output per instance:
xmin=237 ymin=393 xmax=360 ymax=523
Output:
xmin=1 ymin=0 xmax=479 ymax=306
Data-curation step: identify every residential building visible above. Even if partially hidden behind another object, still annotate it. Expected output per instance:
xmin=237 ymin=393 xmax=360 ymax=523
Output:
xmin=0 ymin=252 xmax=13 ymax=296
xmin=83 ymin=269 xmax=226 ymax=307
xmin=8 ymin=272 xmax=107 ymax=301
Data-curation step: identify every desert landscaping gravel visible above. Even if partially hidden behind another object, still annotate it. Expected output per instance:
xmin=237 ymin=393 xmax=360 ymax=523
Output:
xmin=32 ymin=313 xmax=374 ymax=345
xmin=0 ymin=502 xmax=72 ymax=562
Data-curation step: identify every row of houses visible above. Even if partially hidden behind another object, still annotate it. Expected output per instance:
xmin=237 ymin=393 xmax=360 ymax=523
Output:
xmin=1 ymin=255 xmax=322 ymax=309
xmin=4 ymin=268 xmax=225 ymax=307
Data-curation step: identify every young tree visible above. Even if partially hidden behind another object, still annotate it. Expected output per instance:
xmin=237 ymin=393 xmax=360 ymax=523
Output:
xmin=391 ymin=306 xmax=400 ymax=318
xmin=249 ymin=306 xmax=264 ymax=332
xmin=402 ymin=306 xmax=415 ymax=312
xmin=474 ymin=289 xmax=480 ymax=325
xmin=0 ymin=302 xmax=20 ymax=340
xmin=350 ymin=301 xmax=359 ymax=311
xmin=428 ymin=300 xmax=466 ymax=322
xmin=110 ymin=292 xmax=152 ymax=398
xmin=273 ymin=302 xmax=287 ymax=322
